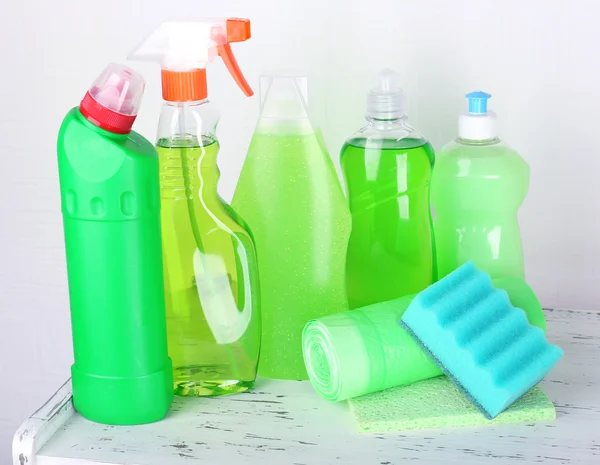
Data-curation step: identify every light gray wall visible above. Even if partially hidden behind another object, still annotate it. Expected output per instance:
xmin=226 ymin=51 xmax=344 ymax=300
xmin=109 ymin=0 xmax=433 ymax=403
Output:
xmin=2 ymin=0 xmax=598 ymax=461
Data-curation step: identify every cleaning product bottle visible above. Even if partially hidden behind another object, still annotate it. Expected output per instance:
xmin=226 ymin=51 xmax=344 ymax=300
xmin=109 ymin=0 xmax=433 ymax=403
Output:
xmin=232 ymin=74 xmax=351 ymax=380
xmin=431 ymin=91 xmax=529 ymax=279
xmin=341 ymin=69 xmax=435 ymax=310
xmin=129 ymin=19 xmax=260 ymax=396
xmin=57 ymin=63 xmax=173 ymax=424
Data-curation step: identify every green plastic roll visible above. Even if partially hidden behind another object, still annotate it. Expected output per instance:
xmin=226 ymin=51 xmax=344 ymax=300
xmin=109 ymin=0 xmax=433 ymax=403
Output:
xmin=303 ymin=278 xmax=545 ymax=402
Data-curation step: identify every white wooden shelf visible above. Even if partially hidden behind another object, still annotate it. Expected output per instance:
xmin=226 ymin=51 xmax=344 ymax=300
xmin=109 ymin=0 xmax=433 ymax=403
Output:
xmin=13 ymin=308 xmax=600 ymax=465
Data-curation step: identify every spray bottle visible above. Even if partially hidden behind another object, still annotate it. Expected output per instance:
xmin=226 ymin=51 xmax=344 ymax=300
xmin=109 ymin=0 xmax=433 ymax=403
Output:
xmin=431 ymin=91 xmax=529 ymax=279
xmin=57 ymin=64 xmax=173 ymax=424
xmin=129 ymin=19 xmax=260 ymax=397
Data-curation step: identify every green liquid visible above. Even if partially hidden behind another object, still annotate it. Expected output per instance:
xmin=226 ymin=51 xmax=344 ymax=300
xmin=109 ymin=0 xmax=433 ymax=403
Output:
xmin=157 ymin=136 xmax=260 ymax=396
xmin=341 ymin=137 xmax=435 ymax=309
xmin=232 ymin=130 xmax=351 ymax=380
xmin=431 ymin=140 xmax=529 ymax=279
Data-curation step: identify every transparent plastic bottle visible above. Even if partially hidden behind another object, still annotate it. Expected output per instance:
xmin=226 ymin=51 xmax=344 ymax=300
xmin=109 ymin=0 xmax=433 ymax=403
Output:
xmin=341 ymin=70 xmax=435 ymax=310
xmin=156 ymin=100 xmax=260 ymax=396
xmin=232 ymin=75 xmax=351 ymax=380
xmin=130 ymin=19 xmax=260 ymax=396
xmin=431 ymin=91 xmax=529 ymax=279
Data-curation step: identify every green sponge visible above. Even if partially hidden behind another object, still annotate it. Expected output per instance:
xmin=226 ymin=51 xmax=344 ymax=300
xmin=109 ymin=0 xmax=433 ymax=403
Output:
xmin=348 ymin=376 xmax=555 ymax=433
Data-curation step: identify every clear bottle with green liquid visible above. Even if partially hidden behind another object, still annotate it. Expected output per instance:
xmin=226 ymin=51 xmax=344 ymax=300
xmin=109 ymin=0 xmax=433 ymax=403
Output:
xmin=431 ymin=91 xmax=529 ymax=280
xmin=130 ymin=19 xmax=260 ymax=396
xmin=341 ymin=69 xmax=435 ymax=310
xmin=232 ymin=74 xmax=351 ymax=380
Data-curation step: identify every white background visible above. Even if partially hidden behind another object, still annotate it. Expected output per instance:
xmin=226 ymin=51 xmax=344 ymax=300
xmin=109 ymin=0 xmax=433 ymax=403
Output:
xmin=1 ymin=0 xmax=599 ymax=461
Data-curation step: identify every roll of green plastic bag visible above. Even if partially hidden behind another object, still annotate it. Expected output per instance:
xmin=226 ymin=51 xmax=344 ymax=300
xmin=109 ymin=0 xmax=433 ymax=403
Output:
xmin=302 ymin=277 xmax=545 ymax=402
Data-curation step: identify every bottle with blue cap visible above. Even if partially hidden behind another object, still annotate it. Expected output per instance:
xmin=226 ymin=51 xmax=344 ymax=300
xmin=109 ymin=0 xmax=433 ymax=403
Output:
xmin=431 ymin=91 xmax=530 ymax=280
xmin=340 ymin=69 xmax=436 ymax=309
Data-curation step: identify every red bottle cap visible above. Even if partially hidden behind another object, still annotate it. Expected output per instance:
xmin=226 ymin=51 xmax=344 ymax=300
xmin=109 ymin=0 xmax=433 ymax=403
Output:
xmin=79 ymin=64 xmax=145 ymax=134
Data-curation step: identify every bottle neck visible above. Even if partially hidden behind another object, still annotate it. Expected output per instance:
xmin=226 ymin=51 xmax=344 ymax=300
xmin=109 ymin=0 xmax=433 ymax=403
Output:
xmin=157 ymin=99 xmax=219 ymax=145
xmin=365 ymin=115 xmax=413 ymax=133
xmin=354 ymin=115 xmax=418 ymax=144
xmin=456 ymin=136 xmax=501 ymax=146
xmin=365 ymin=115 xmax=409 ymax=130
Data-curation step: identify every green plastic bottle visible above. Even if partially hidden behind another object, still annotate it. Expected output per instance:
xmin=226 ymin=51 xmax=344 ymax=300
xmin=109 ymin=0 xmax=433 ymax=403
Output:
xmin=57 ymin=64 xmax=173 ymax=425
xmin=341 ymin=69 xmax=435 ymax=310
xmin=431 ymin=91 xmax=529 ymax=279
xmin=129 ymin=19 xmax=261 ymax=396
xmin=232 ymin=74 xmax=351 ymax=380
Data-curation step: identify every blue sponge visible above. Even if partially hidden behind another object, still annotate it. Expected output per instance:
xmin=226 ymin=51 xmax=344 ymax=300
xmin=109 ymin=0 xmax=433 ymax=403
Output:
xmin=400 ymin=262 xmax=563 ymax=419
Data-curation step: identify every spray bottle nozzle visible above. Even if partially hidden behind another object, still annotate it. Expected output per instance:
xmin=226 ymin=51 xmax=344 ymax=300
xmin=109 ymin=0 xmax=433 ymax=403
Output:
xmin=128 ymin=18 xmax=253 ymax=102
xmin=466 ymin=90 xmax=492 ymax=115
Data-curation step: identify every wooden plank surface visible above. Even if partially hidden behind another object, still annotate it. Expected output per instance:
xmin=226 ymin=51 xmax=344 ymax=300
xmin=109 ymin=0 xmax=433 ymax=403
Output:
xmin=30 ymin=308 xmax=600 ymax=464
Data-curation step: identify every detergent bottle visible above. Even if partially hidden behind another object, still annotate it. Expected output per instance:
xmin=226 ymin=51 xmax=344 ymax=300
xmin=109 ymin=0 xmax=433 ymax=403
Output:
xmin=341 ymin=69 xmax=435 ymax=309
xmin=431 ymin=91 xmax=529 ymax=279
xmin=57 ymin=64 xmax=173 ymax=424
xmin=232 ymin=74 xmax=351 ymax=380
xmin=129 ymin=19 xmax=260 ymax=396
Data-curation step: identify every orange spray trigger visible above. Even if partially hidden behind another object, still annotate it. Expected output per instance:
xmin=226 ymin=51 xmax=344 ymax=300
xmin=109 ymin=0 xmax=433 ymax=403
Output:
xmin=218 ymin=43 xmax=253 ymax=97
xmin=226 ymin=18 xmax=251 ymax=43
